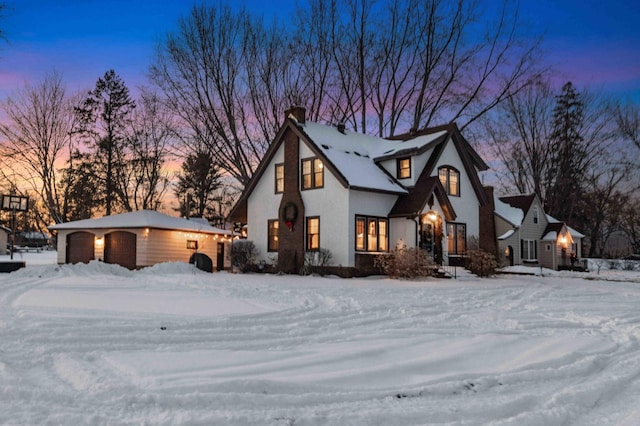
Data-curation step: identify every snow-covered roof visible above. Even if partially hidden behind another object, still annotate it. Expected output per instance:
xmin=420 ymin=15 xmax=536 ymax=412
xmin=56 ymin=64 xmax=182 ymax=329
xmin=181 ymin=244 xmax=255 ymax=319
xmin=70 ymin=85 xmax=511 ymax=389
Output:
xmin=546 ymin=214 xmax=585 ymax=238
xmin=494 ymin=197 xmax=524 ymax=226
xmin=498 ymin=229 xmax=515 ymax=240
xmin=48 ymin=210 xmax=231 ymax=235
xmin=542 ymin=231 xmax=557 ymax=241
xmin=300 ymin=122 xmax=410 ymax=193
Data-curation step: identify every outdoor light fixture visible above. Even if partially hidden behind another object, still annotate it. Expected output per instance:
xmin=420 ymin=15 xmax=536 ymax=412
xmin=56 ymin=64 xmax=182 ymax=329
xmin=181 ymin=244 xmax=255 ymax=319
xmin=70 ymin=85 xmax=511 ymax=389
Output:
xmin=426 ymin=211 xmax=438 ymax=222
xmin=95 ymin=236 xmax=104 ymax=247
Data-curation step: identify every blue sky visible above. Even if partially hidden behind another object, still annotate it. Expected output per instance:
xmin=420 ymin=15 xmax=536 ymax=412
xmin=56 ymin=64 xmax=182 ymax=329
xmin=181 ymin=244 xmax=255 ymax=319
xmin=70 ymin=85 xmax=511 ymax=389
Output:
xmin=1 ymin=0 xmax=638 ymax=101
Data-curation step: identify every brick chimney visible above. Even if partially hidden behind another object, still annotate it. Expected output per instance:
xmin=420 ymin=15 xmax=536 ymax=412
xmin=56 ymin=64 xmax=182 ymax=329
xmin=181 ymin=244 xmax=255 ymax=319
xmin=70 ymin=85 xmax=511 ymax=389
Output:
xmin=285 ymin=106 xmax=306 ymax=124
xmin=479 ymin=186 xmax=498 ymax=257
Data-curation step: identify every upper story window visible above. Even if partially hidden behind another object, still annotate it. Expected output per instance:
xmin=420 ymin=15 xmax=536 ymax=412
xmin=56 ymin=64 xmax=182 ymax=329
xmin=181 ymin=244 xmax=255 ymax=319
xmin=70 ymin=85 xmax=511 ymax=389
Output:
xmin=533 ymin=206 xmax=539 ymax=224
xmin=397 ymin=157 xmax=411 ymax=179
xmin=275 ymin=163 xmax=284 ymax=193
xmin=438 ymin=166 xmax=460 ymax=196
xmin=267 ymin=219 xmax=279 ymax=252
xmin=301 ymin=157 xmax=324 ymax=190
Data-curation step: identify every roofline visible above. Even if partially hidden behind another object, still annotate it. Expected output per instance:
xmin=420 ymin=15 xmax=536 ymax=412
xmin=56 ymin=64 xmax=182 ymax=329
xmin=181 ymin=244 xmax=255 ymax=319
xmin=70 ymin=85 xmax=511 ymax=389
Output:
xmin=48 ymin=224 xmax=231 ymax=235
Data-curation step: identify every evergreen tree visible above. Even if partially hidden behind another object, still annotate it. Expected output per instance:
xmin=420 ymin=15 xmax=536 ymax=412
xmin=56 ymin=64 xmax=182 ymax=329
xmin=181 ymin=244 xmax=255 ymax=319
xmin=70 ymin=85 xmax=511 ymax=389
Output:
xmin=545 ymin=82 xmax=587 ymax=224
xmin=174 ymin=151 xmax=223 ymax=219
xmin=75 ymin=70 xmax=135 ymax=215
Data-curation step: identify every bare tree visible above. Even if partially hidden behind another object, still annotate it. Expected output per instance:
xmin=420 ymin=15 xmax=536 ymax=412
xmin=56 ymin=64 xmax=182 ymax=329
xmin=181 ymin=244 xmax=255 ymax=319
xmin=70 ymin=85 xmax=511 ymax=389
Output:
xmin=151 ymin=4 xmax=275 ymax=186
xmin=0 ymin=71 xmax=76 ymax=224
xmin=125 ymin=90 xmax=175 ymax=211
xmin=614 ymin=101 xmax=640 ymax=150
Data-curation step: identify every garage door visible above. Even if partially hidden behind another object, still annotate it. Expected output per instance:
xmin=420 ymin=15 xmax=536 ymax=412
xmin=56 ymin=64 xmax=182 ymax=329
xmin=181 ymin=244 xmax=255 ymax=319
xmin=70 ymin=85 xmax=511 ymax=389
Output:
xmin=104 ymin=231 xmax=137 ymax=270
xmin=66 ymin=231 xmax=95 ymax=264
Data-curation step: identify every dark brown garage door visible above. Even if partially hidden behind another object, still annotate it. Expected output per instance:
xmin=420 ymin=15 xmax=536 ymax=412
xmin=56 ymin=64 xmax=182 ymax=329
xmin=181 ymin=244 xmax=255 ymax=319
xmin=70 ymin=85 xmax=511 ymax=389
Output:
xmin=66 ymin=231 xmax=95 ymax=264
xmin=104 ymin=231 xmax=137 ymax=270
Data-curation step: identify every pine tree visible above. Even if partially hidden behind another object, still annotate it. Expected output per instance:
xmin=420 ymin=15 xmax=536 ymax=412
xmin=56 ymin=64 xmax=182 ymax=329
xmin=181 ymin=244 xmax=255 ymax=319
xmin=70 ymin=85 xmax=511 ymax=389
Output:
xmin=545 ymin=82 xmax=586 ymax=224
xmin=75 ymin=70 xmax=135 ymax=215
xmin=174 ymin=151 xmax=223 ymax=219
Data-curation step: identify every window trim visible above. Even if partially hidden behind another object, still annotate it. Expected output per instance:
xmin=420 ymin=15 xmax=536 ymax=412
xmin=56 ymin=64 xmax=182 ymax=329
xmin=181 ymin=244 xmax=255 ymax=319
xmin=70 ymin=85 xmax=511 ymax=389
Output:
xmin=274 ymin=163 xmax=284 ymax=194
xmin=521 ymin=239 xmax=538 ymax=262
xmin=438 ymin=166 xmax=460 ymax=197
xmin=396 ymin=157 xmax=411 ymax=179
xmin=301 ymin=157 xmax=324 ymax=190
xmin=355 ymin=215 xmax=389 ymax=253
xmin=306 ymin=216 xmax=320 ymax=251
xmin=533 ymin=206 xmax=539 ymax=224
xmin=446 ymin=222 xmax=466 ymax=256
xmin=267 ymin=219 xmax=279 ymax=252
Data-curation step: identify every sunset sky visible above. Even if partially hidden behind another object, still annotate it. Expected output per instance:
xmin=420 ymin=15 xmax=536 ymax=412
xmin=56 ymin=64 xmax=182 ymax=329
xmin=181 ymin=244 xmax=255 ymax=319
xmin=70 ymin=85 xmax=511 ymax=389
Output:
xmin=0 ymin=0 xmax=638 ymax=102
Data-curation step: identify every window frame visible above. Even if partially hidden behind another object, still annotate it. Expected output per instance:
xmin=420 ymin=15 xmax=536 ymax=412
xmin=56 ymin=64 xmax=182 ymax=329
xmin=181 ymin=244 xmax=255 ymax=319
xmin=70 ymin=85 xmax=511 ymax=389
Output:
xmin=306 ymin=216 xmax=320 ymax=251
xmin=533 ymin=206 xmax=539 ymax=224
xmin=521 ymin=239 xmax=538 ymax=262
xmin=274 ymin=163 xmax=284 ymax=194
xmin=301 ymin=157 xmax=324 ymax=190
xmin=355 ymin=215 xmax=389 ymax=253
xmin=267 ymin=219 xmax=279 ymax=252
xmin=438 ymin=166 xmax=460 ymax=197
xmin=396 ymin=157 xmax=411 ymax=179
xmin=446 ymin=222 xmax=466 ymax=255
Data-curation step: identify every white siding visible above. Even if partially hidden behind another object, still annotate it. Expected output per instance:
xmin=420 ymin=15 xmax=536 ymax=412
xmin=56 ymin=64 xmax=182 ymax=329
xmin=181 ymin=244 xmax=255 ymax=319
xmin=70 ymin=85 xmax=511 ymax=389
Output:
xmin=433 ymin=139 xmax=481 ymax=248
xmin=247 ymin=144 xmax=285 ymax=261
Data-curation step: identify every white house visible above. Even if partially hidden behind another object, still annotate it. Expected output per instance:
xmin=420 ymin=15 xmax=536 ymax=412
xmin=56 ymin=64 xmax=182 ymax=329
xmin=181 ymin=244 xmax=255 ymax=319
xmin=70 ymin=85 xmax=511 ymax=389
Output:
xmin=49 ymin=210 xmax=233 ymax=271
xmin=495 ymin=194 xmax=585 ymax=270
xmin=230 ymin=107 xmax=495 ymax=276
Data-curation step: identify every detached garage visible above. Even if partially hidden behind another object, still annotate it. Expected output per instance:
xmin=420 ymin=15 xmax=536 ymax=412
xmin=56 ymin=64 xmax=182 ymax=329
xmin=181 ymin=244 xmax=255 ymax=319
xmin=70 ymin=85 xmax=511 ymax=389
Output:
xmin=49 ymin=210 xmax=233 ymax=271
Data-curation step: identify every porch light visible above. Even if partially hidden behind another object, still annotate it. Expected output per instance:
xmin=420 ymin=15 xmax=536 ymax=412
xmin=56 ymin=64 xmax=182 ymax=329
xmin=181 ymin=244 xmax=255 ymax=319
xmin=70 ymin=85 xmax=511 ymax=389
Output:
xmin=558 ymin=235 xmax=568 ymax=248
xmin=426 ymin=211 xmax=438 ymax=222
xmin=95 ymin=236 xmax=104 ymax=247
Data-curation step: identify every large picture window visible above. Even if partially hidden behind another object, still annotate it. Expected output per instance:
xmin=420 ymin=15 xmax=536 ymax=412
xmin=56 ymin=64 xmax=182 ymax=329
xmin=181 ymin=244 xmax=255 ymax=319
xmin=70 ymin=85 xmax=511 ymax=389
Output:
xmin=306 ymin=217 xmax=320 ymax=251
xmin=275 ymin=163 xmax=284 ymax=193
xmin=267 ymin=220 xmax=279 ymax=252
xmin=397 ymin=157 xmax=411 ymax=179
xmin=446 ymin=222 xmax=466 ymax=255
xmin=521 ymin=239 xmax=537 ymax=261
xmin=355 ymin=216 xmax=388 ymax=252
xmin=438 ymin=166 xmax=460 ymax=196
xmin=301 ymin=158 xmax=324 ymax=190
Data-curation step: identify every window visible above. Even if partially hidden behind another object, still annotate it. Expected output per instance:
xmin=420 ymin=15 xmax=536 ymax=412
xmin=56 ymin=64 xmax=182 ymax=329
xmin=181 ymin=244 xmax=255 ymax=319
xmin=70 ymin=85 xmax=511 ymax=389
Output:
xmin=521 ymin=239 xmax=537 ymax=261
xmin=397 ymin=157 xmax=411 ymax=179
xmin=546 ymin=243 xmax=552 ymax=251
xmin=267 ymin=220 xmax=279 ymax=252
xmin=306 ymin=216 xmax=320 ymax=251
xmin=301 ymin=158 xmax=323 ymax=190
xmin=275 ymin=163 xmax=284 ymax=193
xmin=446 ymin=222 xmax=466 ymax=255
xmin=438 ymin=166 xmax=460 ymax=196
xmin=533 ymin=206 xmax=539 ymax=224
xmin=356 ymin=216 xmax=389 ymax=252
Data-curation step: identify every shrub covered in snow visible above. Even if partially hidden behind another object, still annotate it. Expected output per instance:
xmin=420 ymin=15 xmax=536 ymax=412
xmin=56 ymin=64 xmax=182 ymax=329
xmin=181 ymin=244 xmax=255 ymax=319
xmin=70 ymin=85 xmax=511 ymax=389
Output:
xmin=465 ymin=249 xmax=498 ymax=277
xmin=374 ymin=247 xmax=435 ymax=279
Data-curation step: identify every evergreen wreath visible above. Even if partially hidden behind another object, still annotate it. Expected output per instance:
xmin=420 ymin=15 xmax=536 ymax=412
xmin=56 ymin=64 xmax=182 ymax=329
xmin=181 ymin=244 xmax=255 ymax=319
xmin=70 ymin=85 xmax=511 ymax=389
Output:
xmin=281 ymin=202 xmax=298 ymax=231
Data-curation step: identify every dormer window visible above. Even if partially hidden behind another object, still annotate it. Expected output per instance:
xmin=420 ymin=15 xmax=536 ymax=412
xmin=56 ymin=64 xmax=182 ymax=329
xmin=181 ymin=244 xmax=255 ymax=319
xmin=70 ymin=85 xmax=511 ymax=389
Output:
xmin=397 ymin=158 xmax=411 ymax=179
xmin=438 ymin=166 xmax=460 ymax=196
xmin=301 ymin=157 xmax=323 ymax=190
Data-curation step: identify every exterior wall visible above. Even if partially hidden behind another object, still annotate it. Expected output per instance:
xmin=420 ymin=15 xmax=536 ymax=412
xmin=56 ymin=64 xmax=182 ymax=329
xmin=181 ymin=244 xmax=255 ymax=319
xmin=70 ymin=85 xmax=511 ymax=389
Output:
xmin=0 ymin=231 xmax=8 ymax=255
xmin=539 ymin=240 xmax=556 ymax=269
xmin=390 ymin=217 xmax=416 ymax=249
xmin=247 ymin=143 xmax=285 ymax=262
xmin=55 ymin=228 xmax=231 ymax=269
xmin=347 ymin=189 xmax=398 ymax=266
xmin=495 ymin=216 xmax=520 ymax=266
xmin=378 ymin=149 xmax=432 ymax=188
xmin=299 ymin=139 xmax=351 ymax=266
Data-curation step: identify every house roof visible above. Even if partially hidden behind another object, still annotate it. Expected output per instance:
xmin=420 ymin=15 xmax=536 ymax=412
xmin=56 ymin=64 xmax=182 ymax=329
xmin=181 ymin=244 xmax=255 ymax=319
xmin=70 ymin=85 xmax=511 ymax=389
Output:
xmin=546 ymin=214 xmax=585 ymax=238
xmin=499 ymin=194 xmax=536 ymax=217
xmin=48 ymin=210 xmax=231 ymax=235
xmin=388 ymin=175 xmax=456 ymax=220
xmin=229 ymin=118 xmax=489 ymax=222
xmin=541 ymin=222 xmax=564 ymax=241
xmin=494 ymin=196 xmax=526 ymax=226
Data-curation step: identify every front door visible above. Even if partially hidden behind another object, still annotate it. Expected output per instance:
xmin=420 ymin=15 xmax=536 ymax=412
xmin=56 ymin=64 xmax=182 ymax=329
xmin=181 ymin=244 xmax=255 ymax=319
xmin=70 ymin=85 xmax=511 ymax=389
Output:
xmin=216 ymin=242 xmax=225 ymax=271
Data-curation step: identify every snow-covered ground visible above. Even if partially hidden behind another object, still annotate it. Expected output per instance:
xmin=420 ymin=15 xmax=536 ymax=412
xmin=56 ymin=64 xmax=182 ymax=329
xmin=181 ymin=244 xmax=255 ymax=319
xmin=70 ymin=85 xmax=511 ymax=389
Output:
xmin=1 ymin=252 xmax=640 ymax=425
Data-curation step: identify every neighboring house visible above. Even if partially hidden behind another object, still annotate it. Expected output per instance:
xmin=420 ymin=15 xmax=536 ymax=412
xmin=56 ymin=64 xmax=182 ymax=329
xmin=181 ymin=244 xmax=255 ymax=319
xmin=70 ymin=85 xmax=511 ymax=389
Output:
xmin=49 ymin=210 xmax=233 ymax=271
xmin=230 ymin=107 xmax=495 ymax=276
xmin=495 ymin=194 xmax=584 ymax=270
xmin=0 ymin=226 xmax=10 ymax=255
